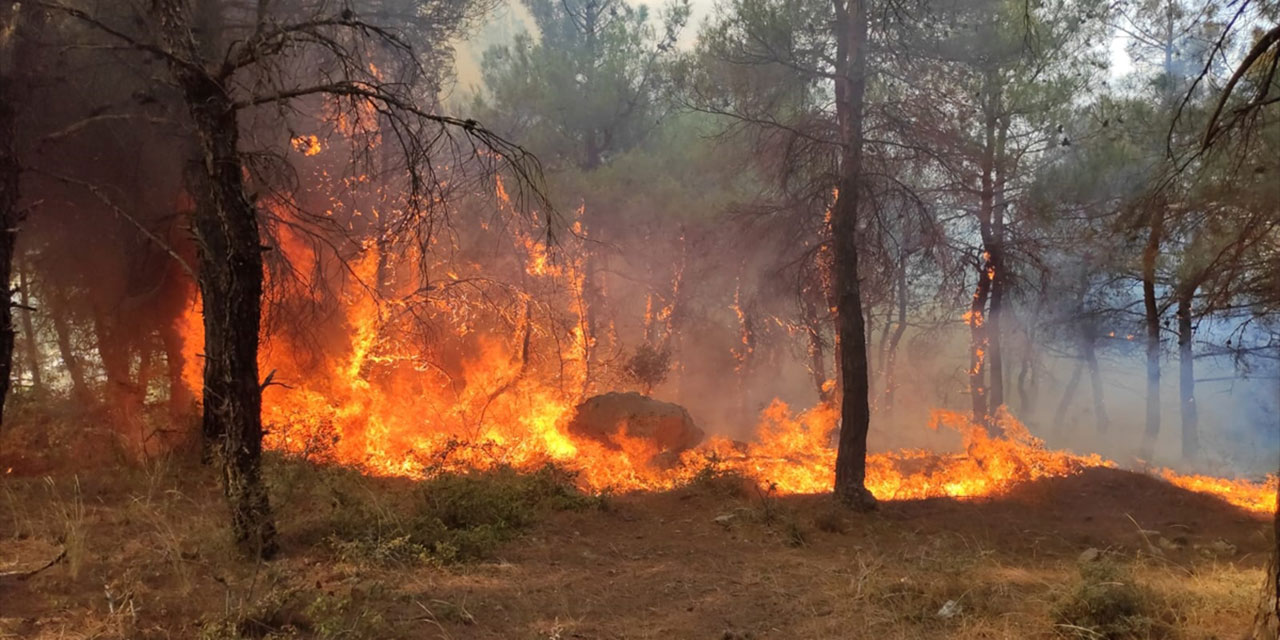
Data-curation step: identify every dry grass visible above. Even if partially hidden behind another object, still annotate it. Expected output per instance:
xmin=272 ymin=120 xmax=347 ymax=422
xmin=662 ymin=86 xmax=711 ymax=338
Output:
xmin=0 ymin=452 xmax=1270 ymax=639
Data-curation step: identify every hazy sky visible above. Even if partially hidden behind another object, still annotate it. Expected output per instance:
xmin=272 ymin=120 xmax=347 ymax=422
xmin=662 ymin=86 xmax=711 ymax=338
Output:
xmin=450 ymin=0 xmax=1138 ymax=103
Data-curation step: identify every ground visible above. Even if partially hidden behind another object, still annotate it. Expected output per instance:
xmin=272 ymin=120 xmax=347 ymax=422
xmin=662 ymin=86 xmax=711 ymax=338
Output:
xmin=0 ymin=453 xmax=1271 ymax=639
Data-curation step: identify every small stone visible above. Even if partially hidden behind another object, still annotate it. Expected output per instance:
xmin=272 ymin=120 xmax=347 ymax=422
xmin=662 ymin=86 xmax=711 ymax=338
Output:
xmin=1078 ymin=547 xmax=1101 ymax=563
xmin=937 ymin=600 xmax=962 ymax=618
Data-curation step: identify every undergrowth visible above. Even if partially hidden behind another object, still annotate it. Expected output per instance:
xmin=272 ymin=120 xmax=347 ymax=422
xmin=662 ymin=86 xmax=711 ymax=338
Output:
xmin=309 ymin=462 xmax=603 ymax=565
xmin=1053 ymin=557 xmax=1174 ymax=639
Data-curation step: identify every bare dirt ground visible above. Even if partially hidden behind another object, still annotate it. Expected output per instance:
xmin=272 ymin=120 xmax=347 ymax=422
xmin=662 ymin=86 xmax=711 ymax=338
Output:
xmin=0 ymin=451 xmax=1271 ymax=640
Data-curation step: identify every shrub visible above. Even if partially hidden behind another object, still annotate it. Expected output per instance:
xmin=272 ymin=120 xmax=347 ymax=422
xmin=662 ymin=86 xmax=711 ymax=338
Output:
xmin=326 ymin=464 xmax=600 ymax=565
xmin=624 ymin=343 xmax=673 ymax=394
xmin=1052 ymin=559 xmax=1170 ymax=639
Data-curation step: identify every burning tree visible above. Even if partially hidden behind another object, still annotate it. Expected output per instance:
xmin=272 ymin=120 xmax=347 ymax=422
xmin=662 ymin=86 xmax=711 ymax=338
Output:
xmin=34 ymin=0 xmax=548 ymax=558
xmin=689 ymin=0 xmax=880 ymax=509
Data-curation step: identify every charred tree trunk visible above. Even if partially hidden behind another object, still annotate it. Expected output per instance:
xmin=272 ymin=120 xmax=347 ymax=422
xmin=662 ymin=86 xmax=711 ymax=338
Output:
xmin=0 ymin=43 xmax=20 ymax=428
xmin=968 ymin=74 xmax=1001 ymax=429
xmin=830 ymin=0 xmax=876 ymax=511
xmin=967 ymin=261 xmax=992 ymax=425
xmin=158 ymin=0 xmax=276 ymax=558
xmin=1139 ymin=208 xmax=1163 ymax=461
xmin=1176 ymin=285 xmax=1198 ymax=462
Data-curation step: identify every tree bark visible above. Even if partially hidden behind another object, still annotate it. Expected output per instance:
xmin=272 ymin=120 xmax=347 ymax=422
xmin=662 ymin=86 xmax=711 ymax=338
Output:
xmin=1176 ymin=285 xmax=1198 ymax=462
xmin=830 ymin=0 xmax=876 ymax=510
xmin=1139 ymin=208 xmax=1163 ymax=461
xmin=157 ymin=0 xmax=276 ymax=558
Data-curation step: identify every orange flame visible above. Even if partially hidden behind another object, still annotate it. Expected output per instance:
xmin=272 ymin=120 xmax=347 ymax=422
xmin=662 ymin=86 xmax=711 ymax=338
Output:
xmin=173 ymin=197 xmax=1274 ymax=518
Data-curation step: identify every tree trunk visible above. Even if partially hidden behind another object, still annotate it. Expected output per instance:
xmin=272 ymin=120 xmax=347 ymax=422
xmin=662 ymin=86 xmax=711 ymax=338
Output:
xmin=1139 ymin=208 xmax=1163 ymax=461
xmin=1083 ymin=329 xmax=1109 ymax=434
xmin=967 ymin=261 xmax=992 ymax=425
xmin=92 ymin=306 xmax=140 ymax=430
xmin=830 ymin=0 xmax=875 ymax=510
xmin=969 ymin=73 xmax=1001 ymax=430
xmin=882 ymin=261 xmax=908 ymax=411
xmin=1253 ymin=474 xmax=1279 ymax=638
xmin=1016 ymin=338 xmax=1034 ymax=417
xmin=158 ymin=0 xmax=276 ymax=558
xmin=987 ymin=177 xmax=1007 ymax=416
xmin=802 ymin=294 xmax=832 ymax=404
xmin=1176 ymin=286 xmax=1198 ymax=462
xmin=160 ymin=319 xmax=194 ymax=420
xmin=17 ymin=266 xmax=42 ymax=393
xmin=1052 ymin=361 xmax=1083 ymax=435
xmin=50 ymin=295 xmax=90 ymax=404
xmin=0 ymin=72 xmax=17 ymax=427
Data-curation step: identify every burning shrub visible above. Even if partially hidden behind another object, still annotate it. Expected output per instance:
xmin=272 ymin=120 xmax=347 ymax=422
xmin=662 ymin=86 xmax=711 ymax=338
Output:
xmin=324 ymin=464 xmax=600 ymax=565
xmin=1052 ymin=558 xmax=1171 ymax=639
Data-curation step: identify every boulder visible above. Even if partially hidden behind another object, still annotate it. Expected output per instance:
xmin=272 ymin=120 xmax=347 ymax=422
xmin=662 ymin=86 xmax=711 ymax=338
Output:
xmin=567 ymin=392 xmax=704 ymax=459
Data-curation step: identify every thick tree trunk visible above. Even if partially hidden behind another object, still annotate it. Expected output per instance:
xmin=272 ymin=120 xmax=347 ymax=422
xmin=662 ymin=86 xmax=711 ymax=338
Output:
xmin=187 ymin=101 xmax=277 ymax=558
xmin=1176 ymin=286 xmax=1198 ymax=462
xmin=967 ymin=262 xmax=992 ymax=425
xmin=158 ymin=0 xmax=276 ymax=558
xmin=1254 ymin=474 xmax=1279 ymax=638
xmin=1139 ymin=209 xmax=1163 ymax=461
xmin=0 ymin=73 xmax=17 ymax=427
xmin=830 ymin=0 xmax=875 ymax=510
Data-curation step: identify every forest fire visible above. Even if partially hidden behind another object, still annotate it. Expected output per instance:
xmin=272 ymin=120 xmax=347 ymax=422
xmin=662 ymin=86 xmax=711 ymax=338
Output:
xmin=174 ymin=226 xmax=1275 ymax=516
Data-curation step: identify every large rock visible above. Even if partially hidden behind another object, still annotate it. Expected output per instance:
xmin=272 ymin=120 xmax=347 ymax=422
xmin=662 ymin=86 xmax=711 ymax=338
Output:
xmin=567 ymin=392 xmax=704 ymax=459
